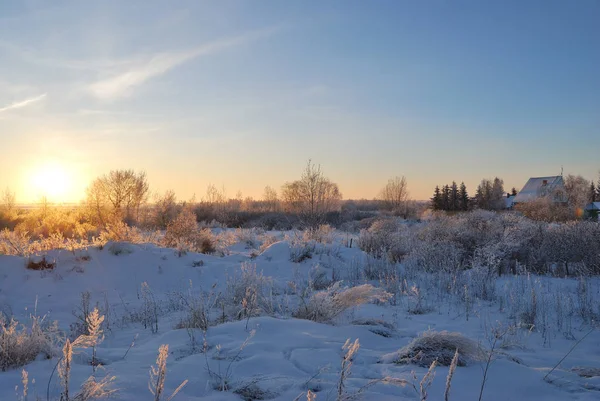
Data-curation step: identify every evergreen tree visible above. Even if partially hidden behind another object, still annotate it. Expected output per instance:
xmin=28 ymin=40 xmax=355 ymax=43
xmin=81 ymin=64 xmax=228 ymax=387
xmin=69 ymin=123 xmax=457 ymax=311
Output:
xmin=459 ymin=182 xmax=469 ymax=211
xmin=597 ymin=175 xmax=600 ymax=200
xmin=490 ymin=177 xmax=505 ymax=210
xmin=431 ymin=186 xmax=442 ymax=210
xmin=511 ymin=187 xmax=518 ymax=197
xmin=450 ymin=181 xmax=459 ymax=211
xmin=591 ymin=182 xmax=597 ymax=203
xmin=442 ymin=185 xmax=451 ymax=211
xmin=474 ymin=184 xmax=484 ymax=209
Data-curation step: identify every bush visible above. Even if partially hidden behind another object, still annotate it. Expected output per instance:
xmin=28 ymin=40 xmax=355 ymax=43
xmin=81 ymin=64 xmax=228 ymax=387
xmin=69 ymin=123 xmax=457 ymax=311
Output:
xmin=0 ymin=229 xmax=32 ymax=256
xmin=382 ymin=330 xmax=483 ymax=367
xmin=358 ymin=218 xmax=412 ymax=262
xmin=404 ymin=241 xmax=463 ymax=273
xmin=289 ymin=239 xmax=316 ymax=263
xmin=0 ymin=314 xmax=56 ymax=371
xmin=224 ymin=262 xmax=274 ymax=319
xmin=107 ymin=242 xmax=134 ymax=256
xmin=163 ymin=209 xmax=216 ymax=254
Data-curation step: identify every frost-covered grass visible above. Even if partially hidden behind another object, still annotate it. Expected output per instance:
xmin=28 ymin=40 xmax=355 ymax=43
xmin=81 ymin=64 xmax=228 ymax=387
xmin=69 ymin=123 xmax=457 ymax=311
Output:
xmin=1 ymin=224 xmax=599 ymax=400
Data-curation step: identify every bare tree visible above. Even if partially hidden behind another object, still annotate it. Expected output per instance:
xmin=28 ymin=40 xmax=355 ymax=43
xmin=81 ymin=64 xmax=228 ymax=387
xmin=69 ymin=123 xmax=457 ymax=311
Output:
xmin=153 ymin=190 xmax=179 ymax=229
xmin=86 ymin=169 xmax=150 ymax=226
xmin=378 ymin=176 xmax=409 ymax=216
xmin=263 ymin=185 xmax=279 ymax=212
xmin=281 ymin=160 xmax=342 ymax=228
xmin=1 ymin=187 xmax=16 ymax=214
xmin=564 ymin=174 xmax=590 ymax=214
xmin=203 ymin=184 xmax=227 ymax=221
xmin=204 ymin=184 xmax=226 ymax=205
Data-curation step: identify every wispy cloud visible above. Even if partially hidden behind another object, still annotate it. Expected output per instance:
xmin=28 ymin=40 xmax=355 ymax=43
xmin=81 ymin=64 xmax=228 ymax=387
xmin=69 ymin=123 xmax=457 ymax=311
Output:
xmin=89 ymin=26 xmax=279 ymax=99
xmin=0 ymin=93 xmax=47 ymax=113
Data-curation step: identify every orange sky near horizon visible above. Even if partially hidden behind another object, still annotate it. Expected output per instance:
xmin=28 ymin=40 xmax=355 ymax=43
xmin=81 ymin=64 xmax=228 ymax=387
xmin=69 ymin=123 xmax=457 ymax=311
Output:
xmin=3 ymin=155 xmax=557 ymax=205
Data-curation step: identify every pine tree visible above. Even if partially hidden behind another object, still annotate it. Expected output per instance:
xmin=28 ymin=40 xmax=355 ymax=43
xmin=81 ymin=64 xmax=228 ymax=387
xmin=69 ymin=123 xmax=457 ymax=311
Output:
xmin=590 ymin=182 xmax=597 ymax=203
xmin=442 ymin=185 xmax=451 ymax=211
xmin=474 ymin=184 xmax=484 ymax=209
xmin=459 ymin=182 xmax=469 ymax=211
xmin=596 ymin=175 xmax=600 ymax=200
xmin=450 ymin=181 xmax=459 ymax=211
xmin=431 ymin=186 xmax=442 ymax=210
xmin=511 ymin=187 xmax=518 ymax=197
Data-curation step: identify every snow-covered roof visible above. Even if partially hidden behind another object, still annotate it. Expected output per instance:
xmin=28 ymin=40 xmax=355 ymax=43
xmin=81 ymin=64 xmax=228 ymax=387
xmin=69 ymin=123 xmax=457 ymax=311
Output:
xmin=513 ymin=176 xmax=566 ymax=203
xmin=585 ymin=202 xmax=600 ymax=211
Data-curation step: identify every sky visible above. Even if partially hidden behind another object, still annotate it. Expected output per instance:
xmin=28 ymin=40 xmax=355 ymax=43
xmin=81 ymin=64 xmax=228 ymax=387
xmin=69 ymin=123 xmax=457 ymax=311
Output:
xmin=0 ymin=0 xmax=599 ymax=203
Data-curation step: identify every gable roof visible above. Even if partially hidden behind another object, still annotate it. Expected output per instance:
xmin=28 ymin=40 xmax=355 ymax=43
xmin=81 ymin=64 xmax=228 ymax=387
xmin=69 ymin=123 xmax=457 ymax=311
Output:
xmin=585 ymin=202 xmax=600 ymax=211
xmin=513 ymin=176 xmax=565 ymax=203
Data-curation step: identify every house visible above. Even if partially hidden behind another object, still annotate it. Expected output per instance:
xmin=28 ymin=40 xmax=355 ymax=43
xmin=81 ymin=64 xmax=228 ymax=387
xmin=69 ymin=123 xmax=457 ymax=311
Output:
xmin=513 ymin=176 xmax=568 ymax=204
xmin=505 ymin=194 xmax=516 ymax=209
xmin=584 ymin=202 xmax=600 ymax=220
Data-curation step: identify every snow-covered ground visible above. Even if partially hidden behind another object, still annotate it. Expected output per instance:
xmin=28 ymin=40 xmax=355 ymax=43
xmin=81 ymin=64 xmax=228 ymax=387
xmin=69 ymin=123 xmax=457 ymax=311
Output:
xmin=1 ymin=232 xmax=599 ymax=400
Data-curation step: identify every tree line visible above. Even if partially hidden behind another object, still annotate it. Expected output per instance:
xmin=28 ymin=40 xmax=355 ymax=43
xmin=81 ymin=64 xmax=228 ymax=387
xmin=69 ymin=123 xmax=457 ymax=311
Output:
xmin=431 ymin=173 xmax=600 ymax=217
xmin=431 ymin=178 xmax=515 ymax=212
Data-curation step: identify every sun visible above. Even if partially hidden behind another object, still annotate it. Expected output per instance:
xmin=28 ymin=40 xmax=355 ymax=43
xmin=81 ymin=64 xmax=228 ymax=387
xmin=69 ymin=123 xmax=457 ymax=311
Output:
xmin=29 ymin=162 xmax=73 ymax=202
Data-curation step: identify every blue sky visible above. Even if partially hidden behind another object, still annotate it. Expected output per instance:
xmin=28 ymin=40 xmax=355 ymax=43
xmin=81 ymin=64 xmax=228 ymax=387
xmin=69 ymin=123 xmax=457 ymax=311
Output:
xmin=1 ymin=0 xmax=599 ymax=202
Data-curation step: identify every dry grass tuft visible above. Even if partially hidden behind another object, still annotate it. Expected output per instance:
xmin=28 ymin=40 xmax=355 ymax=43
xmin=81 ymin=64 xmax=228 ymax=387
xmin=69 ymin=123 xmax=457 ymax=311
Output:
xmin=383 ymin=330 xmax=483 ymax=367
xmin=294 ymin=283 xmax=391 ymax=323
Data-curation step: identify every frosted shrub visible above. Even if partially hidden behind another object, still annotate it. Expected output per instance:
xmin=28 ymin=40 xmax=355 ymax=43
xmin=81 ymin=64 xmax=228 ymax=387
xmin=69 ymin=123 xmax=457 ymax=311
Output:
xmin=576 ymin=278 xmax=598 ymax=323
xmin=362 ymin=255 xmax=398 ymax=281
xmin=224 ymin=262 xmax=274 ymax=319
xmin=0 ymin=229 xmax=32 ymax=256
xmin=404 ymin=241 xmax=463 ymax=274
xmin=98 ymin=221 xmax=148 ymax=245
xmin=358 ymin=218 xmax=410 ymax=262
xmin=464 ymin=266 xmax=497 ymax=302
xmin=175 ymin=284 xmax=215 ymax=332
xmin=213 ymin=230 xmax=237 ymax=255
xmin=294 ymin=283 xmax=391 ymax=323
xmin=258 ymin=234 xmax=278 ymax=253
xmin=106 ymin=242 xmax=134 ymax=256
xmin=383 ymin=330 xmax=483 ymax=367
xmin=289 ymin=239 xmax=316 ymax=263
xmin=0 ymin=314 xmax=56 ymax=371
xmin=540 ymin=222 xmax=600 ymax=275
xmin=235 ymin=228 xmax=264 ymax=249
xmin=309 ymin=264 xmax=332 ymax=290
xmin=163 ymin=208 xmax=215 ymax=255
xmin=305 ymin=224 xmax=335 ymax=244
xmin=405 ymin=284 xmax=431 ymax=315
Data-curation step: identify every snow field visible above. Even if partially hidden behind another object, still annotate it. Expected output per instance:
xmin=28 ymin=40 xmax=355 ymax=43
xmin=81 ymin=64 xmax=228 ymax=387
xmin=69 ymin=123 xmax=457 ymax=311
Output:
xmin=0 ymin=230 xmax=599 ymax=400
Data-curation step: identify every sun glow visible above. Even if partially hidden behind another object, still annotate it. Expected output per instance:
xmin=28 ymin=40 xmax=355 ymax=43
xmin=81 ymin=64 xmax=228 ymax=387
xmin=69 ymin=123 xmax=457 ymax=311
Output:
xmin=28 ymin=162 xmax=76 ymax=203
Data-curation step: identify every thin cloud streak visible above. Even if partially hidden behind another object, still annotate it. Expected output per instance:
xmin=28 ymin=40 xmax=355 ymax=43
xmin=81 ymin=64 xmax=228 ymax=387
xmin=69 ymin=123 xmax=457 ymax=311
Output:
xmin=0 ymin=93 xmax=47 ymax=113
xmin=89 ymin=26 xmax=280 ymax=99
